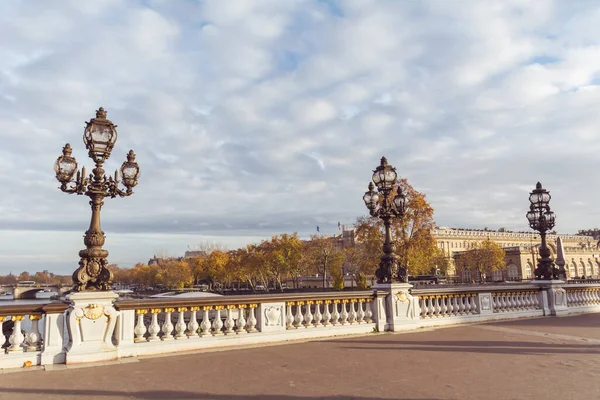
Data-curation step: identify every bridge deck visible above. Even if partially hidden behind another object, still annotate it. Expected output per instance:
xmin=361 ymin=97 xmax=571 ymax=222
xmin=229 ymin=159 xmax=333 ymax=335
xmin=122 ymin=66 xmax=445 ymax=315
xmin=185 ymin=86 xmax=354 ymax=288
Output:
xmin=1 ymin=313 xmax=599 ymax=400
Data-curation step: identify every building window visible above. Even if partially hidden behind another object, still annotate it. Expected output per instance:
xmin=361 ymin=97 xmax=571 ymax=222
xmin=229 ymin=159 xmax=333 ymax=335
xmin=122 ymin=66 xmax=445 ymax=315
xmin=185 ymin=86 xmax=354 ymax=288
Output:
xmin=525 ymin=263 xmax=533 ymax=279
xmin=585 ymin=262 xmax=592 ymax=277
xmin=492 ymin=269 xmax=503 ymax=281
xmin=463 ymin=269 xmax=472 ymax=282
xmin=569 ymin=263 xmax=577 ymax=279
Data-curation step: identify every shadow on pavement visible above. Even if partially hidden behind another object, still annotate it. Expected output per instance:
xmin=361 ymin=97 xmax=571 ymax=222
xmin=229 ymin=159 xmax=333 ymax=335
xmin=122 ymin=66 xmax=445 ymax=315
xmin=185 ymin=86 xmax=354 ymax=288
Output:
xmin=338 ymin=340 xmax=600 ymax=355
xmin=0 ymin=388 xmax=442 ymax=400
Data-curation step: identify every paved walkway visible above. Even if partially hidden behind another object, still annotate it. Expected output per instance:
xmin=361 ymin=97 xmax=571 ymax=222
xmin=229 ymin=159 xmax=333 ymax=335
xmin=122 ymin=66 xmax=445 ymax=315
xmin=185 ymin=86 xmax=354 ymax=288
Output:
xmin=1 ymin=314 xmax=600 ymax=400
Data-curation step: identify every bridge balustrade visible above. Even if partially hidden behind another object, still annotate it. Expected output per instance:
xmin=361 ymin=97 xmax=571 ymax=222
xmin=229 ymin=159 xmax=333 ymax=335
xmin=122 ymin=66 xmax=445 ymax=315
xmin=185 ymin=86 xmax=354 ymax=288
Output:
xmin=1 ymin=282 xmax=600 ymax=371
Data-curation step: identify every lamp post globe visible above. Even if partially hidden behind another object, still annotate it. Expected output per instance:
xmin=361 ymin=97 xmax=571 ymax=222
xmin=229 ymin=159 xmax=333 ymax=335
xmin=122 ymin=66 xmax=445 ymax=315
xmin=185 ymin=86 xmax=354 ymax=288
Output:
xmin=54 ymin=107 xmax=140 ymax=291
xmin=363 ymin=157 xmax=407 ymax=283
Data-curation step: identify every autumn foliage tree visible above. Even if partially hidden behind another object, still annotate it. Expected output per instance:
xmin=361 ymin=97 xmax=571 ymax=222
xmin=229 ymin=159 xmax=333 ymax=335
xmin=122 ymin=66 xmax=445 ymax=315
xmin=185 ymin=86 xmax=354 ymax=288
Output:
xmin=455 ymin=239 xmax=506 ymax=282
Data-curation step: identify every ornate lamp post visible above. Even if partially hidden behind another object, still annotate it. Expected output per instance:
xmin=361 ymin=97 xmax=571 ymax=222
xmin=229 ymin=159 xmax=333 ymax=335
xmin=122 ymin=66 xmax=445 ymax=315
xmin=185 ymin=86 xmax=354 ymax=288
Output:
xmin=54 ymin=107 xmax=140 ymax=291
xmin=363 ymin=157 xmax=407 ymax=283
xmin=526 ymin=182 xmax=558 ymax=280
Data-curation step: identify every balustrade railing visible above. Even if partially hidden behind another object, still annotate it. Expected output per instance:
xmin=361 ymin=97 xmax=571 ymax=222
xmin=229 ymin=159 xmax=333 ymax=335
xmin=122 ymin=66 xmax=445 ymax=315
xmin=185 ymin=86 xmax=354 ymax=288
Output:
xmin=2 ymin=282 xmax=600 ymax=371
xmin=491 ymin=290 xmax=540 ymax=312
xmin=114 ymin=291 xmax=377 ymax=354
xmin=417 ymin=293 xmax=478 ymax=318
xmin=566 ymin=286 xmax=600 ymax=307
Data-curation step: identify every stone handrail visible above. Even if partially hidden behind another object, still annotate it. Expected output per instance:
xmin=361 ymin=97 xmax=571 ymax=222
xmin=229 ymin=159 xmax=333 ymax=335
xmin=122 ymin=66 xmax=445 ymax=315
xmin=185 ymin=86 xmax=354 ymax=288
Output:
xmin=2 ymin=282 xmax=600 ymax=371
xmin=113 ymin=291 xmax=381 ymax=358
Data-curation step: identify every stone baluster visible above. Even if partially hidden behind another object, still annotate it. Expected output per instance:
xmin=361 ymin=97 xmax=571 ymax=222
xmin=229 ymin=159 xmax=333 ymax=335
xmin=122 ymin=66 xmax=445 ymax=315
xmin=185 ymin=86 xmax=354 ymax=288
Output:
xmin=340 ymin=300 xmax=349 ymax=324
xmin=224 ymin=305 xmax=236 ymax=334
xmin=466 ymin=295 xmax=474 ymax=314
xmin=440 ymin=296 xmax=448 ymax=317
xmin=314 ymin=301 xmax=323 ymax=327
xmin=585 ymin=290 xmax=592 ymax=305
xmin=323 ymin=301 xmax=333 ymax=325
xmin=247 ymin=304 xmax=258 ymax=332
xmin=356 ymin=300 xmax=365 ymax=323
xmin=508 ymin=293 xmax=515 ymax=310
xmin=523 ymin=292 xmax=530 ymax=309
xmin=212 ymin=306 xmax=224 ymax=334
xmin=418 ymin=296 xmax=426 ymax=318
xmin=532 ymin=292 xmax=540 ymax=308
xmin=134 ymin=309 xmax=148 ymax=342
xmin=364 ymin=300 xmax=373 ymax=323
xmin=518 ymin=292 xmax=525 ymax=309
xmin=8 ymin=315 xmax=25 ymax=352
xmin=188 ymin=307 xmax=200 ymax=337
xmin=24 ymin=314 xmax=43 ymax=351
xmin=236 ymin=305 xmax=247 ymax=334
xmin=446 ymin=295 xmax=454 ymax=316
xmin=458 ymin=295 xmax=466 ymax=314
xmin=286 ymin=302 xmax=294 ymax=329
xmin=294 ymin=302 xmax=304 ymax=328
xmin=470 ymin=294 xmax=478 ymax=314
xmin=331 ymin=300 xmax=341 ymax=325
xmin=492 ymin=293 xmax=500 ymax=312
xmin=303 ymin=301 xmax=314 ymax=327
xmin=348 ymin=300 xmax=358 ymax=324
xmin=148 ymin=308 xmax=161 ymax=341
xmin=174 ymin=307 xmax=187 ymax=339
xmin=162 ymin=308 xmax=175 ymax=340
xmin=200 ymin=306 xmax=212 ymax=336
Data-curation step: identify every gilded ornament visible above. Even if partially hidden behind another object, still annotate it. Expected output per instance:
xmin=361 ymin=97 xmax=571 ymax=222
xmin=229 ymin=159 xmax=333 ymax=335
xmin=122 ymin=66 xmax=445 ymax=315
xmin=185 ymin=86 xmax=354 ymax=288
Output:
xmin=164 ymin=308 xmax=175 ymax=313
xmin=29 ymin=314 xmax=42 ymax=321
xmin=202 ymin=306 xmax=213 ymax=311
xmin=12 ymin=315 xmax=25 ymax=321
xmin=83 ymin=304 xmax=104 ymax=320
xmin=0 ymin=316 xmax=6 ymax=322
xmin=190 ymin=306 xmax=200 ymax=312
xmin=177 ymin=307 xmax=188 ymax=312
xmin=150 ymin=308 xmax=161 ymax=314
xmin=395 ymin=291 xmax=409 ymax=303
xmin=136 ymin=309 xmax=148 ymax=315
xmin=249 ymin=304 xmax=258 ymax=308
xmin=237 ymin=304 xmax=247 ymax=309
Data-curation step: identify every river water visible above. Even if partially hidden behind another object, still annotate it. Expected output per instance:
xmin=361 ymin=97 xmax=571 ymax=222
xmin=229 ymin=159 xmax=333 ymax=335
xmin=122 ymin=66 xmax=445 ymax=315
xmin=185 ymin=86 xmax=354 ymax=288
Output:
xmin=1 ymin=291 xmax=59 ymax=334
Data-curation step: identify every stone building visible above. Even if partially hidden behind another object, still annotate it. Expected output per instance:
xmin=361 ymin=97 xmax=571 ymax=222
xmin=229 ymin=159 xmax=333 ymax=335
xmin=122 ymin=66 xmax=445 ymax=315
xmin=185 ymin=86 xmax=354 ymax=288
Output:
xmin=433 ymin=227 xmax=600 ymax=281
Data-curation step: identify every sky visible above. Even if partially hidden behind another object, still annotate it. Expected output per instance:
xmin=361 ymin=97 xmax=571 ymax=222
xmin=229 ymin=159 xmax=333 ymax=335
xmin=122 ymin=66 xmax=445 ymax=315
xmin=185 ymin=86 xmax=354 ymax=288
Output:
xmin=1 ymin=0 xmax=600 ymax=275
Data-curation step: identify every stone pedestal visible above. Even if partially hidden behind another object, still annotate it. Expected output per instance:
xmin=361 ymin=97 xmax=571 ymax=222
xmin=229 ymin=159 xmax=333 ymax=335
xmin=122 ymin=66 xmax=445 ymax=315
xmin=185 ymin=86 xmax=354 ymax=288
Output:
xmin=65 ymin=291 xmax=120 ymax=364
xmin=373 ymin=283 xmax=418 ymax=331
xmin=536 ymin=280 xmax=568 ymax=316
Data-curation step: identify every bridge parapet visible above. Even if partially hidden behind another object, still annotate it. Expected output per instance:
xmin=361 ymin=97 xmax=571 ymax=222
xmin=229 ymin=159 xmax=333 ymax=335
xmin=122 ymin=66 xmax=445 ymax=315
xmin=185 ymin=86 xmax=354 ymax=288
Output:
xmin=2 ymin=282 xmax=600 ymax=371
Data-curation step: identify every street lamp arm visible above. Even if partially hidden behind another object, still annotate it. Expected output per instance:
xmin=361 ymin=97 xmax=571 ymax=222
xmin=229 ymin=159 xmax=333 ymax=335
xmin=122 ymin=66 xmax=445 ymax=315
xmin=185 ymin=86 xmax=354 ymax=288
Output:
xmin=107 ymin=176 xmax=134 ymax=198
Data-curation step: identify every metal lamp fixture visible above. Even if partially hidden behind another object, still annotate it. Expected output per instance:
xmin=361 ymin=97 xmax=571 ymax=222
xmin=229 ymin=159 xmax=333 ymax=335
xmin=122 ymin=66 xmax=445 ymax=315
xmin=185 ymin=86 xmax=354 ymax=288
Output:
xmin=54 ymin=107 xmax=140 ymax=291
xmin=363 ymin=157 xmax=407 ymax=283
xmin=526 ymin=182 xmax=558 ymax=280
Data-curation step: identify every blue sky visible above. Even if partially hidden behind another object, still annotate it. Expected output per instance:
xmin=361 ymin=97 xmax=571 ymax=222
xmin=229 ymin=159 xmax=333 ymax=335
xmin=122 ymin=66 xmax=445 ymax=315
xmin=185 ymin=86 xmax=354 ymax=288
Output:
xmin=1 ymin=0 xmax=600 ymax=275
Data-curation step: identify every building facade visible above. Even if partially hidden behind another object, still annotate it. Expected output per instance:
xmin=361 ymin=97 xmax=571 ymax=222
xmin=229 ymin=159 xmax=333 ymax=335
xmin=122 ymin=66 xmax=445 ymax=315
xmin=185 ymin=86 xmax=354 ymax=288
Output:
xmin=433 ymin=227 xmax=600 ymax=281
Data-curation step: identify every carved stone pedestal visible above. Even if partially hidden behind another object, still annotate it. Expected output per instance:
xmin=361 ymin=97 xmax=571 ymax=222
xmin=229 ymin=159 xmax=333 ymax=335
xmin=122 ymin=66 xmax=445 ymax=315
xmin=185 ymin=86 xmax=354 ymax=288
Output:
xmin=65 ymin=291 xmax=120 ymax=364
xmin=373 ymin=283 xmax=418 ymax=331
xmin=536 ymin=280 xmax=568 ymax=316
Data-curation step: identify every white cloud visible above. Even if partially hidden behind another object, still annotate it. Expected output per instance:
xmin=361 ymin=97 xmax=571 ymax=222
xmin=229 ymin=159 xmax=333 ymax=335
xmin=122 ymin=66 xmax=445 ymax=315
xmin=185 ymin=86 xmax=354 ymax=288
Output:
xmin=1 ymin=0 xmax=600 ymax=274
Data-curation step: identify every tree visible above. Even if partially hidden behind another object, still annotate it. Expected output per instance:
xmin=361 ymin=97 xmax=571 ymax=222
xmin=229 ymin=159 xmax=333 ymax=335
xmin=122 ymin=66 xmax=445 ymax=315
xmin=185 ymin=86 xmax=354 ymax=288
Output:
xmin=354 ymin=178 xmax=440 ymax=277
xmin=304 ymin=234 xmax=345 ymax=289
xmin=18 ymin=272 xmax=31 ymax=282
xmin=268 ymin=233 xmax=304 ymax=291
xmin=456 ymin=239 xmax=506 ymax=282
